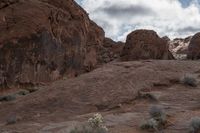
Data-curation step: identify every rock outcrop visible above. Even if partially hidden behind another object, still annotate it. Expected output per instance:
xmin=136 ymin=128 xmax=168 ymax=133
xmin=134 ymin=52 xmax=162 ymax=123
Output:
xmin=121 ymin=30 xmax=174 ymax=61
xmin=168 ymin=36 xmax=192 ymax=60
xmin=162 ymin=36 xmax=170 ymax=42
xmin=169 ymin=36 xmax=192 ymax=54
xmin=188 ymin=33 xmax=200 ymax=59
xmin=0 ymin=0 xmax=107 ymax=88
xmin=98 ymin=38 xmax=124 ymax=63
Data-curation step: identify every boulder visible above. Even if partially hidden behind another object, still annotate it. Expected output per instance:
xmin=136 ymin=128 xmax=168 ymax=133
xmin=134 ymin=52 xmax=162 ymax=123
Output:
xmin=121 ymin=30 xmax=174 ymax=61
xmin=188 ymin=33 xmax=200 ymax=59
xmin=0 ymin=0 xmax=105 ymax=88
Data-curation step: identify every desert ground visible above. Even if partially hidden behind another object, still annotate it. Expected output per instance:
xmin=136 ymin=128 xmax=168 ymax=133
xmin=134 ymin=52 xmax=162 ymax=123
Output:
xmin=0 ymin=60 xmax=200 ymax=133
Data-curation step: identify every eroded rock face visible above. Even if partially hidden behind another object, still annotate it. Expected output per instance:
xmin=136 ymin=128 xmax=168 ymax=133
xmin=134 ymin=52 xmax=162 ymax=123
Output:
xmin=98 ymin=38 xmax=124 ymax=63
xmin=169 ymin=36 xmax=192 ymax=54
xmin=121 ymin=30 xmax=174 ymax=61
xmin=162 ymin=36 xmax=170 ymax=42
xmin=168 ymin=36 xmax=192 ymax=60
xmin=188 ymin=33 xmax=200 ymax=59
xmin=0 ymin=0 xmax=105 ymax=88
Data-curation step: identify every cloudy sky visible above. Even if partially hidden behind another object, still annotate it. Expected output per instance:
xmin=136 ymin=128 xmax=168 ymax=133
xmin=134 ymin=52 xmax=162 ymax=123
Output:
xmin=75 ymin=0 xmax=200 ymax=41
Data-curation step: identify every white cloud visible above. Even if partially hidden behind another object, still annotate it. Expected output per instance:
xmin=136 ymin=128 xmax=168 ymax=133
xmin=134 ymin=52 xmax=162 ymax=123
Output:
xmin=78 ymin=0 xmax=200 ymax=41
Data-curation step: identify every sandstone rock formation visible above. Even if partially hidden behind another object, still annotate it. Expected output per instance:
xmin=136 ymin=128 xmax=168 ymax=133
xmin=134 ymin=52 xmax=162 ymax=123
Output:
xmin=98 ymin=38 xmax=124 ymax=63
xmin=0 ymin=0 xmax=108 ymax=88
xmin=188 ymin=32 xmax=200 ymax=59
xmin=168 ymin=36 xmax=192 ymax=60
xmin=169 ymin=36 xmax=192 ymax=54
xmin=121 ymin=30 xmax=174 ymax=61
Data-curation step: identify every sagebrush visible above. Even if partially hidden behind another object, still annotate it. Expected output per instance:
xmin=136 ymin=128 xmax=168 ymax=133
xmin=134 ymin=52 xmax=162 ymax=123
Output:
xmin=140 ymin=106 xmax=167 ymax=131
xmin=189 ymin=117 xmax=200 ymax=133
xmin=180 ymin=74 xmax=198 ymax=87
xmin=70 ymin=113 xmax=108 ymax=133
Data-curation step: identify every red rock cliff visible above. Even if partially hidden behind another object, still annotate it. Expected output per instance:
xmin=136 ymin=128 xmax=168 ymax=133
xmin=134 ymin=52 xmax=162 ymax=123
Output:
xmin=0 ymin=0 xmax=107 ymax=88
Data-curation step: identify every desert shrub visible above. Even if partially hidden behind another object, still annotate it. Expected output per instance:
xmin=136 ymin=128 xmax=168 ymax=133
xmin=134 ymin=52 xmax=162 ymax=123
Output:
xmin=189 ymin=117 xmax=200 ymax=133
xmin=140 ymin=118 xmax=158 ymax=131
xmin=25 ymin=87 xmax=40 ymax=93
xmin=88 ymin=113 xmax=104 ymax=128
xmin=70 ymin=113 xmax=108 ymax=133
xmin=137 ymin=91 xmax=158 ymax=102
xmin=0 ymin=94 xmax=16 ymax=102
xmin=149 ymin=106 xmax=167 ymax=124
xmin=140 ymin=106 xmax=167 ymax=131
xmin=180 ymin=74 xmax=198 ymax=87
xmin=17 ymin=90 xmax=30 ymax=96
xmin=6 ymin=115 xmax=17 ymax=125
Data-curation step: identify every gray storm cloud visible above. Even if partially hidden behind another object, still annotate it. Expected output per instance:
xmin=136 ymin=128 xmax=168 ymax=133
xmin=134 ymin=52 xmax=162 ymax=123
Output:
xmin=178 ymin=26 xmax=200 ymax=33
xmin=79 ymin=0 xmax=200 ymax=41
xmin=98 ymin=5 xmax=155 ymax=18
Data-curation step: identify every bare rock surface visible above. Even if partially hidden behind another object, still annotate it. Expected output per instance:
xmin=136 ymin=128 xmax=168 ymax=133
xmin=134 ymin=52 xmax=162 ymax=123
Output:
xmin=98 ymin=38 xmax=124 ymax=63
xmin=0 ymin=60 xmax=200 ymax=133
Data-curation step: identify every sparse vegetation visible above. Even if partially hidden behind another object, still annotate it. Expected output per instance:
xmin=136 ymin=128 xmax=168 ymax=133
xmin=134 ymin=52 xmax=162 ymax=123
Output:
xmin=140 ymin=118 xmax=158 ymax=131
xmin=149 ymin=106 xmax=167 ymax=124
xmin=180 ymin=74 xmax=198 ymax=87
xmin=17 ymin=90 xmax=30 ymax=96
xmin=25 ymin=87 xmax=40 ymax=93
xmin=6 ymin=115 xmax=17 ymax=125
xmin=137 ymin=91 xmax=158 ymax=101
xmin=70 ymin=113 xmax=108 ymax=133
xmin=0 ymin=87 xmax=40 ymax=103
xmin=0 ymin=94 xmax=16 ymax=102
xmin=189 ymin=117 xmax=200 ymax=133
xmin=140 ymin=106 xmax=167 ymax=131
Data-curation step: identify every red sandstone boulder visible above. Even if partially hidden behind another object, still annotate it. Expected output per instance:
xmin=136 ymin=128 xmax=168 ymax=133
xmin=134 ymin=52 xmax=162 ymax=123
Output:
xmin=121 ymin=30 xmax=174 ymax=61
xmin=188 ymin=33 xmax=200 ymax=59
xmin=0 ymin=0 xmax=105 ymax=88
